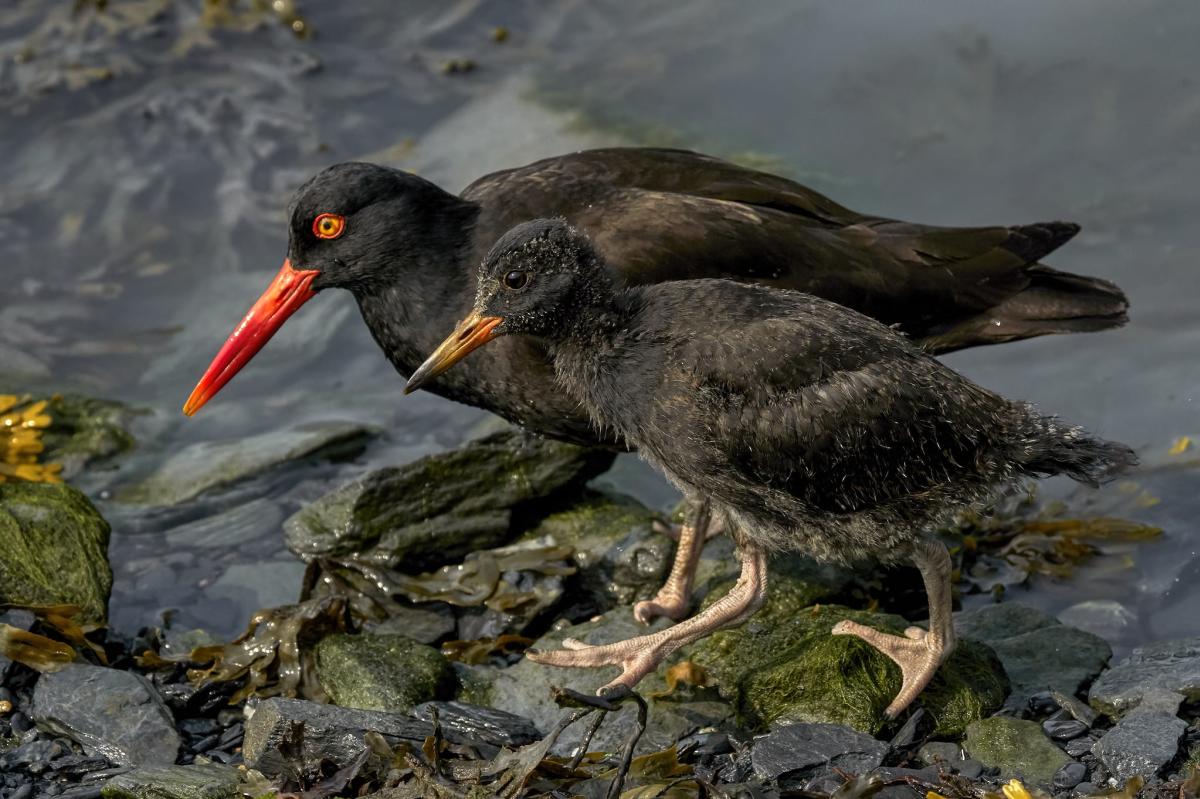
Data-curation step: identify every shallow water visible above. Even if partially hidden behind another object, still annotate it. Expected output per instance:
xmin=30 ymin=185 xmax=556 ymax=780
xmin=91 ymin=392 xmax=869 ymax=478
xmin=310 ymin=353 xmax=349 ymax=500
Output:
xmin=2 ymin=1 xmax=1197 ymax=649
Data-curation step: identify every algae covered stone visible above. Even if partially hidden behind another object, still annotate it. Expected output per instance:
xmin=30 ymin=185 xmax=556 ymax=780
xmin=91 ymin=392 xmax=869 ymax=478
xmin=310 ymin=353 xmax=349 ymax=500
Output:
xmin=37 ymin=394 xmax=138 ymax=478
xmin=100 ymin=763 xmax=239 ymax=799
xmin=316 ymin=633 xmax=456 ymax=712
xmin=0 ymin=481 xmax=111 ymax=623
xmin=963 ymin=717 xmax=1071 ymax=784
xmin=285 ymin=429 xmax=614 ymax=572
xmin=686 ymin=589 xmax=1008 ymax=737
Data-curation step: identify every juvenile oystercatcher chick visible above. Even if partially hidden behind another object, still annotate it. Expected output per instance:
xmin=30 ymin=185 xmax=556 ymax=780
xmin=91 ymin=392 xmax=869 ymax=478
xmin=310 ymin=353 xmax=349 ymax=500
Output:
xmin=404 ymin=219 xmax=1136 ymax=716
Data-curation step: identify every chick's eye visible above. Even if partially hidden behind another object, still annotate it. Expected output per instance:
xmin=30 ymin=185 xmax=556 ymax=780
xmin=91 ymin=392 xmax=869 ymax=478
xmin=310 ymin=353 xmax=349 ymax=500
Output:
xmin=502 ymin=270 xmax=529 ymax=291
xmin=312 ymin=213 xmax=346 ymax=240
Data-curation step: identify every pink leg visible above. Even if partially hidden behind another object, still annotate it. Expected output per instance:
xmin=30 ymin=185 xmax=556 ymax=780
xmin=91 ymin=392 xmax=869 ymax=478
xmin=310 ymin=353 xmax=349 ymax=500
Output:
xmin=832 ymin=537 xmax=956 ymax=718
xmin=635 ymin=501 xmax=713 ymax=624
xmin=528 ymin=544 xmax=769 ymax=692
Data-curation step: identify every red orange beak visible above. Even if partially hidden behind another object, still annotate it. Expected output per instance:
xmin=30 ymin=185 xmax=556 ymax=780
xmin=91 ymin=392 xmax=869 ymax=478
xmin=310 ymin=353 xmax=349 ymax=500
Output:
xmin=182 ymin=259 xmax=320 ymax=416
xmin=404 ymin=312 xmax=503 ymax=395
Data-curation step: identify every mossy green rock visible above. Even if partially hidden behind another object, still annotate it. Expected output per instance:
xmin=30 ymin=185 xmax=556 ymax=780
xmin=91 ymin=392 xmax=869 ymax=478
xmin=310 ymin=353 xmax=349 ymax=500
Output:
xmin=0 ymin=482 xmax=111 ymax=623
xmin=100 ymin=763 xmax=238 ymax=799
xmin=39 ymin=394 xmax=138 ymax=478
xmin=963 ymin=717 xmax=1071 ymax=784
xmin=520 ymin=491 xmax=671 ymax=609
xmin=316 ymin=633 xmax=456 ymax=712
xmin=285 ymin=429 xmax=614 ymax=572
xmin=687 ymin=589 xmax=1008 ymax=737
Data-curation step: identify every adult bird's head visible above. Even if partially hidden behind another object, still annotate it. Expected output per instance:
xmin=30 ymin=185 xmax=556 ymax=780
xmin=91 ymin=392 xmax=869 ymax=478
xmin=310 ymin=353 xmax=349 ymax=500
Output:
xmin=183 ymin=162 xmax=472 ymax=416
xmin=405 ymin=218 xmax=610 ymax=394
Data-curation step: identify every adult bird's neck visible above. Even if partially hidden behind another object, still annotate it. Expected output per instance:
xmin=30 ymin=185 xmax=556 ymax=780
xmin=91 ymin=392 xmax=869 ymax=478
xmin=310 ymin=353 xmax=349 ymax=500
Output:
xmin=352 ymin=196 xmax=486 ymax=398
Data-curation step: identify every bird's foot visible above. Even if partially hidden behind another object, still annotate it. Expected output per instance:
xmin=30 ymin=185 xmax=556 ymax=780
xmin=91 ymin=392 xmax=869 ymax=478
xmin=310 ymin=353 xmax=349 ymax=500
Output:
xmin=527 ymin=633 xmax=678 ymax=694
xmin=831 ymin=619 xmax=948 ymax=719
xmin=632 ymin=590 xmax=691 ymax=624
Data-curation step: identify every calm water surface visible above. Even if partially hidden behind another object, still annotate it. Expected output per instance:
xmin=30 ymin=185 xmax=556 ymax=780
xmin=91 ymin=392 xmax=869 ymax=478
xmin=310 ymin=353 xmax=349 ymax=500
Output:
xmin=2 ymin=1 xmax=1197 ymax=649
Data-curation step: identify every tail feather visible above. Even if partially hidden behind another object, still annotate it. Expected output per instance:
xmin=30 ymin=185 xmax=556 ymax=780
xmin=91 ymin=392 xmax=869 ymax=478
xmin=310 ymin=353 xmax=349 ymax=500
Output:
xmin=1015 ymin=411 xmax=1138 ymax=487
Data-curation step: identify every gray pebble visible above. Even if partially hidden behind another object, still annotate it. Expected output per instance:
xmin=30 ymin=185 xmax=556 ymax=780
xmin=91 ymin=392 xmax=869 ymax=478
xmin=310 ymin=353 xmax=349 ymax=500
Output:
xmin=955 ymin=759 xmax=984 ymax=780
xmin=12 ymin=785 xmax=35 ymax=799
xmin=1073 ymin=782 xmax=1098 ymax=796
xmin=1065 ymin=736 xmax=1097 ymax=758
xmin=1053 ymin=762 xmax=1087 ymax=789
xmin=1044 ymin=719 xmax=1089 ymax=740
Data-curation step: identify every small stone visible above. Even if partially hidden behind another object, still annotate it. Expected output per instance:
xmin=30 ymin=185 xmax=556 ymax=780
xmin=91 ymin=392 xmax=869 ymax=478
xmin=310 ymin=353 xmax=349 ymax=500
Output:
xmin=963 ymin=717 xmax=1071 ymax=784
xmin=1050 ymin=691 xmax=1096 ymax=727
xmin=32 ymin=664 xmax=179 ymax=766
xmin=1064 ymin=736 xmax=1096 ymax=758
xmin=1028 ymin=691 xmax=1059 ymax=715
xmin=1090 ymin=711 xmax=1186 ymax=783
xmin=1058 ymin=600 xmax=1136 ymax=641
xmin=100 ymin=763 xmax=239 ymax=799
xmin=1043 ymin=719 xmax=1088 ymax=740
xmin=1072 ymin=783 xmax=1098 ymax=796
xmin=1088 ymin=636 xmax=1200 ymax=717
xmin=1053 ymin=761 xmax=1087 ymax=789
xmin=315 ymin=633 xmax=455 ymax=713
xmin=956 ymin=759 xmax=984 ymax=780
xmin=917 ymin=741 xmax=961 ymax=766
xmin=750 ymin=723 xmax=889 ymax=789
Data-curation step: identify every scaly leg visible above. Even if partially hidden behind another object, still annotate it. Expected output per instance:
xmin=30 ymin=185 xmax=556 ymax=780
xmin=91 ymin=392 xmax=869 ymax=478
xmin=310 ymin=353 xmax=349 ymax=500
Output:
xmin=831 ymin=537 xmax=955 ymax=718
xmin=635 ymin=500 xmax=713 ymax=624
xmin=528 ymin=544 xmax=768 ymax=693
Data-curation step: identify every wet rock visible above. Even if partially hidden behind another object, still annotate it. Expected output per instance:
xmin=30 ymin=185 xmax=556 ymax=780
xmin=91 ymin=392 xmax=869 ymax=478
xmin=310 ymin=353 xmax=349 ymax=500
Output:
xmin=243 ymin=697 xmax=432 ymax=777
xmin=36 ymin=394 xmax=138 ymax=479
xmin=687 ymin=587 xmax=1008 ymax=736
xmin=100 ymin=763 xmax=239 ymax=799
xmin=0 ymin=482 xmax=112 ymax=624
xmin=162 ymin=499 xmax=284 ymax=551
xmin=519 ymin=490 xmax=670 ymax=611
xmin=117 ymin=422 xmax=373 ymax=506
xmin=412 ymin=701 xmax=540 ymax=748
xmin=365 ymin=603 xmax=456 ymax=645
xmin=917 ymin=741 xmax=962 ymax=766
xmin=284 ymin=429 xmax=614 ymax=572
xmin=1051 ymin=690 xmax=1097 ymax=727
xmin=962 ymin=717 xmax=1071 ymax=784
xmin=1064 ymin=736 xmax=1098 ymax=758
xmin=1091 ymin=710 xmax=1186 ymax=782
xmin=1057 ymin=600 xmax=1137 ymax=642
xmin=955 ymin=603 xmax=1111 ymax=706
xmin=750 ymin=723 xmax=888 ymax=789
xmin=315 ymin=633 xmax=456 ymax=712
xmin=32 ymin=663 xmax=180 ymax=766
xmin=1053 ymin=761 xmax=1088 ymax=790
xmin=1088 ymin=637 xmax=1200 ymax=717
xmin=1043 ymin=718 xmax=1088 ymax=740
xmin=461 ymin=607 xmax=735 ymax=756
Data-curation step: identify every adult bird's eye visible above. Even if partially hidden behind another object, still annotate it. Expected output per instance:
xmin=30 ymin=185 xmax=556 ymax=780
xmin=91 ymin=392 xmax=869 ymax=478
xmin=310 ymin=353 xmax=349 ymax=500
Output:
xmin=312 ymin=213 xmax=346 ymax=240
xmin=502 ymin=270 xmax=529 ymax=291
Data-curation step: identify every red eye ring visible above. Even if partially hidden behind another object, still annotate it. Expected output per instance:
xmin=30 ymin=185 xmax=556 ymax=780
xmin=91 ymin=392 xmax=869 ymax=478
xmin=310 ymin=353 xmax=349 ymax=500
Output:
xmin=313 ymin=213 xmax=346 ymax=240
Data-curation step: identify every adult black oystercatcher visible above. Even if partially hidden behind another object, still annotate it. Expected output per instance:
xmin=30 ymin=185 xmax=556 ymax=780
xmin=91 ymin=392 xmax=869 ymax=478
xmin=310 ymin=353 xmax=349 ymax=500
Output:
xmin=404 ymin=218 xmax=1135 ymax=717
xmin=182 ymin=148 xmax=1128 ymax=625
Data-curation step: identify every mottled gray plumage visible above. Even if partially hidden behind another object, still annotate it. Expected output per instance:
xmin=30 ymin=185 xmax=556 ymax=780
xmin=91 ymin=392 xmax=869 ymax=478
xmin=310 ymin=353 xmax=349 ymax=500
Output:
xmin=474 ymin=219 xmax=1136 ymax=565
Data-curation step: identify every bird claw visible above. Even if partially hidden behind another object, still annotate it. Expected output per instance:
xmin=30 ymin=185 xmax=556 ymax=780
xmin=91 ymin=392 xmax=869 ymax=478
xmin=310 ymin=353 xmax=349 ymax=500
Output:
xmin=633 ymin=595 xmax=690 ymax=625
xmin=527 ymin=636 xmax=668 ymax=693
xmin=831 ymin=619 xmax=946 ymax=719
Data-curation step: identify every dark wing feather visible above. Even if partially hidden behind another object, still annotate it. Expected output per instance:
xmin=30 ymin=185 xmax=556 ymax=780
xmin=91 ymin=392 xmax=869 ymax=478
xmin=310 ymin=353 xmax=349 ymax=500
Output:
xmin=463 ymin=148 xmax=1126 ymax=352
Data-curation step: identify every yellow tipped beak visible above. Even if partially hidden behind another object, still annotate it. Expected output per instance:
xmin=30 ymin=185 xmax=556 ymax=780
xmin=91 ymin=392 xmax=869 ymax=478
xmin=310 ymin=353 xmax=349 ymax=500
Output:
xmin=404 ymin=312 xmax=503 ymax=395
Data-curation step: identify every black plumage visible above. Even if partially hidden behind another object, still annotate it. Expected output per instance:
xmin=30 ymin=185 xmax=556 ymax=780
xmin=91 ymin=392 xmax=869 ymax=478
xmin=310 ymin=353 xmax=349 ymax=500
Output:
xmin=406 ymin=218 xmax=1136 ymax=717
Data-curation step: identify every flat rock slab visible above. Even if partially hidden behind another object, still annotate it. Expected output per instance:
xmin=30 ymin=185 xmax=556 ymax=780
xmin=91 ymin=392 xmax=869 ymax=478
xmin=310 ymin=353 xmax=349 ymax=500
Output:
xmin=1091 ymin=711 xmax=1187 ymax=782
xmin=33 ymin=663 xmax=180 ymax=766
xmin=1089 ymin=637 xmax=1200 ymax=717
xmin=283 ymin=429 xmax=614 ymax=572
xmin=412 ymin=701 xmax=541 ymax=748
xmin=0 ymin=482 xmax=112 ymax=624
xmin=955 ymin=603 xmax=1111 ymax=705
xmin=751 ymin=723 xmax=889 ymax=788
xmin=963 ymin=716 xmax=1070 ymax=785
xmin=100 ymin=763 xmax=240 ymax=799
xmin=243 ymin=697 xmax=434 ymax=777
xmin=117 ymin=422 xmax=373 ymax=506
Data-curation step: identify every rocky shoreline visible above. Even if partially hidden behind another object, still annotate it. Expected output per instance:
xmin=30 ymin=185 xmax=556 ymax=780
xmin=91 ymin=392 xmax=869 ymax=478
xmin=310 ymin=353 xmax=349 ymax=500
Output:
xmin=1 ymin=394 xmax=1197 ymax=799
